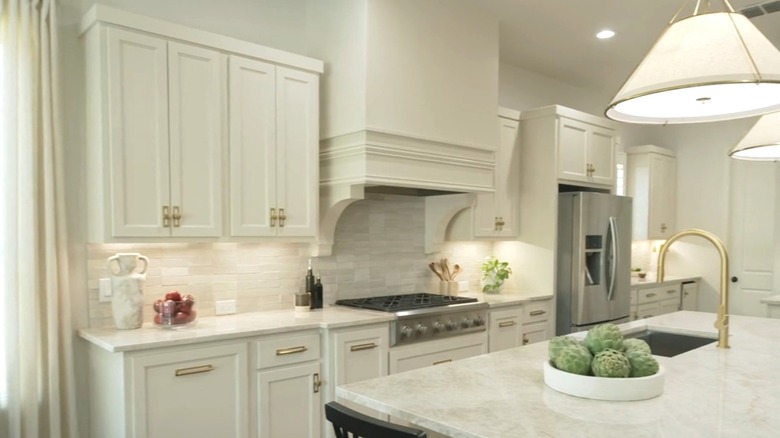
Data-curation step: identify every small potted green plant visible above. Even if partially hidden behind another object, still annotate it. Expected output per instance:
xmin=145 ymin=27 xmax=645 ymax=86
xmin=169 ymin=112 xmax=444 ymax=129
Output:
xmin=480 ymin=256 xmax=512 ymax=293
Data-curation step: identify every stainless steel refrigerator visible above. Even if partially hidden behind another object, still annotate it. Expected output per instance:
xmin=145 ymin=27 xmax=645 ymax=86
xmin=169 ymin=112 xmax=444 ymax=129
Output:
xmin=556 ymin=192 xmax=632 ymax=335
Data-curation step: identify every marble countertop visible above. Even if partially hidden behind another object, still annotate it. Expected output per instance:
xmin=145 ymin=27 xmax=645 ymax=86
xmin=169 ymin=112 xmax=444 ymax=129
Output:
xmin=337 ymin=311 xmax=780 ymax=438
xmin=78 ymin=291 xmax=553 ymax=353
xmin=630 ymin=274 xmax=700 ymax=288
xmin=78 ymin=306 xmax=394 ymax=353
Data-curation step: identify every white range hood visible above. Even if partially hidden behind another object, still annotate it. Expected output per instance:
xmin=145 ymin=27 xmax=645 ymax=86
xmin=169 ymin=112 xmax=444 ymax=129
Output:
xmin=307 ymin=0 xmax=500 ymax=255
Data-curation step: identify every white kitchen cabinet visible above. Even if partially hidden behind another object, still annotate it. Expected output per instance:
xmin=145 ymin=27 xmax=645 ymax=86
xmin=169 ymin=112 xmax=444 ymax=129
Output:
xmin=389 ymin=332 xmax=487 ymax=374
xmin=488 ymin=306 xmax=523 ymax=352
xmin=681 ymin=281 xmax=699 ymax=311
xmin=558 ymin=116 xmax=617 ymax=188
xmin=89 ymin=27 xmax=224 ymax=239
xmin=83 ymin=341 xmax=250 ymax=438
xmin=627 ymin=145 xmax=677 ymax=240
xmin=521 ymin=299 xmax=554 ymax=345
xmin=631 ymin=284 xmax=682 ymax=320
xmin=254 ymin=331 xmax=321 ymax=438
xmin=229 ymin=56 xmax=319 ymax=237
xmin=472 ymin=109 xmax=521 ymax=238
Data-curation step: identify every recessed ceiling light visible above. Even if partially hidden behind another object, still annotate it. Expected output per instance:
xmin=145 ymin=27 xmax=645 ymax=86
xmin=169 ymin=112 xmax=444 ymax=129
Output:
xmin=596 ymin=30 xmax=615 ymax=39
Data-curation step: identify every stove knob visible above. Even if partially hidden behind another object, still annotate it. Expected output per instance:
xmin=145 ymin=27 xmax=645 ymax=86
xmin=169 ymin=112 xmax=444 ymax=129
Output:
xmin=401 ymin=326 xmax=413 ymax=339
xmin=433 ymin=321 xmax=445 ymax=333
xmin=461 ymin=317 xmax=473 ymax=328
xmin=416 ymin=323 xmax=428 ymax=336
xmin=473 ymin=316 xmax=485 ymax=327
xmin=446 ymin=320 xmax=457 ymax=331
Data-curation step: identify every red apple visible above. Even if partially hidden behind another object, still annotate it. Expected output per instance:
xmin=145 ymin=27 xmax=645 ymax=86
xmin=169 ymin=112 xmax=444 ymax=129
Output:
xmin=186 ymin=309 xmax=198 ymax=322
xmin=153 ymin=314 xmax=162 ymax=325
xmin=173 ymin=312 xmax=189 ymax=325
xmin=165 ymin=291 xmax=182 ymax=301
xmin=152 ymin=299 xmax=163 ymax=314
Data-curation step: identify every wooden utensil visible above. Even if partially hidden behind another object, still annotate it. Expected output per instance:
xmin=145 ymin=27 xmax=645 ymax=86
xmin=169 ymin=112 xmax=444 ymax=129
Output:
xmin=451 ymin=264 xmax=462 ymax=279
xmin=429 ymin=262 xmax=445 ymax=281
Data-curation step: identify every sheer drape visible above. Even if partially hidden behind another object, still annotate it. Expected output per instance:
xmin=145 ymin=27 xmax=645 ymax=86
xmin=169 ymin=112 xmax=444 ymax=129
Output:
xmin=0 ymin=0 xmax=79 ymax=437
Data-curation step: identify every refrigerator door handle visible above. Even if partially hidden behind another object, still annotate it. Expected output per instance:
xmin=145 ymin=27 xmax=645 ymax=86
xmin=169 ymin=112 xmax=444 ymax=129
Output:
xmin=607 ymin=216 xmax=619 ymax=301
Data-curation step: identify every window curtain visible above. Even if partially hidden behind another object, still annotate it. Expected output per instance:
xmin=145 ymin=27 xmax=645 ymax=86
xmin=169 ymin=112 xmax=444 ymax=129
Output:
xmin=0 ymin=0 xmax=79 ymax=437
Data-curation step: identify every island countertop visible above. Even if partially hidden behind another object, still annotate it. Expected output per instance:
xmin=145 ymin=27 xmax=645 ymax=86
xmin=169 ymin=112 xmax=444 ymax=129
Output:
xmin=337 ymin=311 xmax=780 ymax=438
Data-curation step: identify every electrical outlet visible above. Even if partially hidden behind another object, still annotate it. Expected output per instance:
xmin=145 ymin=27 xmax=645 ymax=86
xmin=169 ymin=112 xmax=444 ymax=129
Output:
xmin=458 ymin=280 xmax=470 ymax=292
xmin=98 ymin=278 xmax=112 ymax=303
xmin=215 ymin=299 xmax=237 ymax=315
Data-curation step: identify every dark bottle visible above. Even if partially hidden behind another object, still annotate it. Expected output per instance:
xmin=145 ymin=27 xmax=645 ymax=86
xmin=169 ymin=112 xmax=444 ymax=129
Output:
xmin=311 ymin=275 xmax=323 ymax=309
xmin=305 ymin=259 xmax=315 ymax=294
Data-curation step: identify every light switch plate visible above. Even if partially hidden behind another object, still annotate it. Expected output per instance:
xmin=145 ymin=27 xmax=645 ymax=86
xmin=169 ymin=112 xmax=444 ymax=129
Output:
xmin=216 ymin=299 xmax=237 ymax=315
xmin=98 ymin=278 xmax=112 ymax=303
xmin=458 ymin=280 xmax=469 ymax=292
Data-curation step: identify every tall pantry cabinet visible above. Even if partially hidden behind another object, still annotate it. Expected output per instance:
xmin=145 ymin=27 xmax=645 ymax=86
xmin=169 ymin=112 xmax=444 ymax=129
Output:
xmin=82 ymin=5 xmax=322 ymax=242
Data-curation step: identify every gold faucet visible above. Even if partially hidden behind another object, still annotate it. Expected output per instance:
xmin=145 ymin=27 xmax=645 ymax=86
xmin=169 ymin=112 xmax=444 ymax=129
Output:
xmin=657 ymin=229 xmax=730 ymax=349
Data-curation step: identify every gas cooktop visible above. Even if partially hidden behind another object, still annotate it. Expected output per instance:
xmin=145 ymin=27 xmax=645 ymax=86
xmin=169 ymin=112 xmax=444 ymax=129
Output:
xmin=335 ymin=293 xmax=479 ymax=313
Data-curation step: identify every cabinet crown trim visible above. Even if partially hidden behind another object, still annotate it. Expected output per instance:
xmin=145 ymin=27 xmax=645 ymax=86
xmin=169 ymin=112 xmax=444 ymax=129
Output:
xmin=626 ymin=145 xmax=676 ymax=157
xmin=519 ymin=104 xmax=617 ymax=130
xmin=79 ymin=4 xmax=324 ymax=74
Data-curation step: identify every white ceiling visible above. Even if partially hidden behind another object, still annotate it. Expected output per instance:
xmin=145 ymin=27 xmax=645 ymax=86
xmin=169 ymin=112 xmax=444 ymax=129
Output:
xmin=477 ymin=0 xmax=780 ymax=97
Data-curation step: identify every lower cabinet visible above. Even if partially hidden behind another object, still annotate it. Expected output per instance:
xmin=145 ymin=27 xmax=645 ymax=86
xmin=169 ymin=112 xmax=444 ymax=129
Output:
xmin=631 ymin=282 xmax=687 ymax=320
xmin=253 ymin=330 xmax=322 ymax=438
xmin=488 ymin=299 xmax=553 ymax=352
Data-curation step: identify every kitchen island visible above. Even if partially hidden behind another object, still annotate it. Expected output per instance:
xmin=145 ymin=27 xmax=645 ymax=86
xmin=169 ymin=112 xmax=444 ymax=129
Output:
xmin=337 ymin=311 xmax=780 ymax=438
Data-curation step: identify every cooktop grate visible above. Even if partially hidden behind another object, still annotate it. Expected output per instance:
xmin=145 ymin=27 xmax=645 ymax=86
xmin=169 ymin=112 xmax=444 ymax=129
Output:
xmin=336 ymin=293 xmax=478 ymax=312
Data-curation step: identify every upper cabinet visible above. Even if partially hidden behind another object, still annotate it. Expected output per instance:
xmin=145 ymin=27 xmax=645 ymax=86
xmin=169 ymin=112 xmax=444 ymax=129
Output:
xmin=472 ymin=108 xmax=521 ymax=238
xmin=81 ymin=6 xmax=323 ymax=242
xmin=627 ymin=145 xmax=677 ymax=240
xmin=228 ymin=56 xmax=319 ymax=237
xmin=557 ymin=116 xmax=617 ymax=188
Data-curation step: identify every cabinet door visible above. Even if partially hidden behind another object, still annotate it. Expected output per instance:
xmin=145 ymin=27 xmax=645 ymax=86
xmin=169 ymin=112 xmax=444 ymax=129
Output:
xmin=333 ymin=326 xmax=389 ymax=386
xmin=474 ymin=116 xmax=519 ymax=238
xmin=389 ymin=333 xmax=487 ymax=374
xmin=488 ymin=306 xmax=523 ymax=352
xmin=168 ymin=42 xmax=224 ymax=237
xmin=130 ymin=343 xmax=248 ymax=438
xmin=558 ymin=117 xmax=589 ymax=182
xmin=275 ymin=67 xmax=319 ymax=237
xmin=659 ymin=298 xmax=681 ymax=315
xmin=681 ymin=282 xmax=698 ymax=311
xmin=522 ymin=320 xmax=550 ymax=345
xmin=228 ymin=55 xmax=277 ymax=236
xmin=648 ymin=154 xmax=676 ymax=239
xmin=257 ymin=362 xmax=321 ymax=438
xmin=588 ymin=126 xmax=615 ymax=186
xmin=106 ymin=27 xmax=170 ymax=237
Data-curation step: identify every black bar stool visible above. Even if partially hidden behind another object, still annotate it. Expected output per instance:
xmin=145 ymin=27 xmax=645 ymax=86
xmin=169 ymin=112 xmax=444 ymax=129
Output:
xmin=324 ymin=402 xmax=427 ymax=438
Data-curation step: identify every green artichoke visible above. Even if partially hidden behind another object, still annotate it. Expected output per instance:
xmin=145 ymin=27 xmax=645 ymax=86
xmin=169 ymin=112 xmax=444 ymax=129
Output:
xmin=622 ymin=338 xmax=652 ymax=355
xmin=626 ymin=349 xmax=659 ymax=377
xmin=591 ymin=349 xmax=630 ymax=378
xmin=585 ymin=323 xmax=624 ymax=355
xmin=548 ymin=336 xmax=583 ymax=366
xmin=554 ymin=343 xmax=592 ymax=376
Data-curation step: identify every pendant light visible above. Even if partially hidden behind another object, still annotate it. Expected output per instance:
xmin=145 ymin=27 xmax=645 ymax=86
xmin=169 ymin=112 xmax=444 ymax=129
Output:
xmin=729 ymin=112 xmax=780 ymax=160
xmin=606 ymin=0 xmax=780 ymax=124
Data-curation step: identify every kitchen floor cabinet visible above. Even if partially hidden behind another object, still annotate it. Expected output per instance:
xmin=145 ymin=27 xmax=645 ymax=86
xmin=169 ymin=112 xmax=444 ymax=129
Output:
xmin=631 ymin=283 xmax=683 ymax=320
xmin=253 ymin=331 xmax=321 ymax=438
xmin=228 ymin=56 xmax=319 ymax=237
xmin=627 ymin=145 xmax=677 ymax=240
xmin=488 ymin=299 xmax=553 ymax=352
xmin=87 ymin=341 xmax=249 ymax=438
xmin=472 ymin=108 xmax=521 ymax=238
xmin=88 ymin=27 xmax=224 ymax=239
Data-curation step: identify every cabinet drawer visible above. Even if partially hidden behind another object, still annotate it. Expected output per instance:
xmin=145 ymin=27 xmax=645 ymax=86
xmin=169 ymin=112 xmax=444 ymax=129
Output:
xmin=256 ymin=331 xmax=320 ymax=369
xmin=636 ymin=302 xmax=659 ymax=319
xmin=637 ymin=287 xmax=664 ymax=304
xmin=523 ymin=300 xmax=552 ymax=323
xmin=660 ymin=286 xmax=680 ymax=301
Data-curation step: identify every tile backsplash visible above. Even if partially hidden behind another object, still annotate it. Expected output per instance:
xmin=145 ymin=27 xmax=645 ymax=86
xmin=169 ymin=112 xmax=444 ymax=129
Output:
xmin=87 ymin=194 xmax=493 ymax=328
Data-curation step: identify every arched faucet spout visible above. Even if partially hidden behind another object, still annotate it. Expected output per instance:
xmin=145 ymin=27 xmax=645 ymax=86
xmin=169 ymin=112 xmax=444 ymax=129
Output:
xmin=657 ymin=229 xmax=730 ymax=348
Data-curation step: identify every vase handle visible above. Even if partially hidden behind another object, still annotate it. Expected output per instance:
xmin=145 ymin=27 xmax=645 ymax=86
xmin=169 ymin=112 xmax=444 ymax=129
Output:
xmin=136 ymin=255 xmax=149 ymax=275
xmin=107 ymin=255 xmax=121 ymax=276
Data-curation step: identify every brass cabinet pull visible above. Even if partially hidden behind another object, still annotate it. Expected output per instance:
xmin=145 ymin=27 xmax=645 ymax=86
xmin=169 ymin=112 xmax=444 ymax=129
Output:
xmin=494 ymin=217 xmax=499 ymax=231
xmin=175 ymin=364 xmax=214 ymax=377
xmin=279 ymin=208 xmax=287 ymax=227
xmin=667 ymin=290 xmax=677 ymax=294
xmin=495 ymin=217 xmax=505 ymax=231
xmin=270 ymin=208 xmax=277 ymax=227
xmin=313 ymin=373 xmax=322 ymax=393
xmin=276 ymin=346 xmax=307 ymax=356
xmin=350 ymin=343 xmax=378 ymax=352
xmin=522 ymin=334 xmax=530 ymax=345
xmin=172 ymin=206 xmax=182 ymax=227
xmin=162 ymin=206 xmax=171 ymax=228
xmin=498 ymin=321 xmax=516 ymax=328
xmin=646 ymin=293 xmax=656 ymax=298
xmin=433 ymin=359 xmax=452 ymax=366
xmin=530 ymin=310 xmax=546 ymax=316
xmin=661 ymin=223 xmax=668 ymax=233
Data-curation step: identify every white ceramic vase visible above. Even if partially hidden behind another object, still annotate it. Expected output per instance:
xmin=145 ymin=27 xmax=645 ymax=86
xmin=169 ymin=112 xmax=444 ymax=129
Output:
xmin=107 ymin=252 xmax=149 ymax=329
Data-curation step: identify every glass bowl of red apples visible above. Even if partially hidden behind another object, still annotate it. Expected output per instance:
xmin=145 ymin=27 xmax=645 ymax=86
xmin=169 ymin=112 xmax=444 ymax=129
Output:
xmin=153 ymin=291 xmax=197 ymax=329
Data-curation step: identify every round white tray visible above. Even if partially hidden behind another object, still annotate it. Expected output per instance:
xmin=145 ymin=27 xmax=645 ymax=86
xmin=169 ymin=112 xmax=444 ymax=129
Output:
xmin=543 ymin=360 xmax=665 ymax=401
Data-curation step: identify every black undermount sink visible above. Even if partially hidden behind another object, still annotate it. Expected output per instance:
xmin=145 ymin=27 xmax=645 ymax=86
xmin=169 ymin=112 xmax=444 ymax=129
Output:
xmin=624 ymin=330 xmax=717 ymax=357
